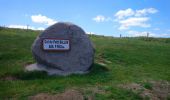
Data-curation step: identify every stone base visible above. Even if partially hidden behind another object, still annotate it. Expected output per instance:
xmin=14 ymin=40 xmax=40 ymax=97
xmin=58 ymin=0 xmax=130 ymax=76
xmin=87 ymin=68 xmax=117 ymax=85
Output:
xmin=25 ymin=63 xmax=89 ymax=76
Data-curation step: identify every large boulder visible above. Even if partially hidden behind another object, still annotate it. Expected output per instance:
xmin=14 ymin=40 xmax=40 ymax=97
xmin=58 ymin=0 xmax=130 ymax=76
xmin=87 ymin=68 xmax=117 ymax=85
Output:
xmin=26 ymin=22 xmax=95 ymax=75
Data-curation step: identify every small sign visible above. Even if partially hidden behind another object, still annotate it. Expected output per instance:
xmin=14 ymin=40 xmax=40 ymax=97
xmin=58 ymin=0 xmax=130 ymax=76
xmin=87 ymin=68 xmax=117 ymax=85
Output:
xmin=43 ymin=39 xmax=70 ymax=51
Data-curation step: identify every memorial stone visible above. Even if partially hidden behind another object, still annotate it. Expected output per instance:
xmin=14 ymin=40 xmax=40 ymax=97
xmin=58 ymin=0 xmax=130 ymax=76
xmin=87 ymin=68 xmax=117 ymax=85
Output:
xmin=26 ymin=22 xmax=95 ymax=75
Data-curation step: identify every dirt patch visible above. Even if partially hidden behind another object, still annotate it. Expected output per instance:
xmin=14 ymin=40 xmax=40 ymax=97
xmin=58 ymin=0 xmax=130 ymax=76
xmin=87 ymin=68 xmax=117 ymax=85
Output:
xmin=84 ymin=86 xmax=106 ymax=94
xmin=150 ymin=81 xmax=170 ymax=100
xmin=30 ymin=87 xmax=106 ymax=100
xmin=0 ymin=75 xmax=18 ymax=81
xmin=118 ymin=81 xmax=170 ymax=100
xmin=81 ymin=86 xmax=107 ymax=100
xmin=29 ymin=89 xmax=84 ymax=100
xmin=119 ymin=83 xmax=143 ymax=93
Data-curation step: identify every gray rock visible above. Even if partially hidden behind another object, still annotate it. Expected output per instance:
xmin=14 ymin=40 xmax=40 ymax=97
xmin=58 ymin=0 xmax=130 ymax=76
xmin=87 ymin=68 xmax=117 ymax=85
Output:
xmin=27 ymin=22 xmax=95 ymax=75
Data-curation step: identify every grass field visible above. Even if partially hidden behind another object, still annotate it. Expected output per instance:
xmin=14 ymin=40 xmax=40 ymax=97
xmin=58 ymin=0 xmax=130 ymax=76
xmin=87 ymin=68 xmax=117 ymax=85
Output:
xmin=0 ymin=27 xmax=170 ymax=99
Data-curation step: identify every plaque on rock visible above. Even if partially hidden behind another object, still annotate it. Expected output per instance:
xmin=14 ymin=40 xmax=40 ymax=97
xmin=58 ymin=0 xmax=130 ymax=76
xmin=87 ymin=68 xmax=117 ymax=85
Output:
xmin=43 ymin=39 xmax=70 ymax=51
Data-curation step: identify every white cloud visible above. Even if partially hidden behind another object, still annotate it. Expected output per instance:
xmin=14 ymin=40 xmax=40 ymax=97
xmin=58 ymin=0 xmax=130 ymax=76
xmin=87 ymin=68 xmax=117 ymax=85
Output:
xmin=115 ymin=8 xmax=158 ymax=19
xmin=8 ymin=25 xmax=28 ymax=29
xmin=127 ymin=30 xmax=170 ymax=37
xmin=128 ymin=30 xmax=156 ymax=37
xmin=115 ymin=8 xmax=134 ymax=19
xmin=114 ymin=8 xmax=158 ymax=30
xmin=135 ymin=8 xmax=158 ymax=17
xmin=31 ymin=14 xmax=57 ymax=26
xmin=119 ymin=17 xmax=150 ymax=30
xmin=36 ymin=27 xmax=45 ymax=30
xmin=8 ymin=24 xmax=45 ymax=30
xmin=93 ymin=15 xmax=111 ymax=22
xmin=93 ymin=15 xmax=105 ymax=22
xmin=128 ymin=30 xmax=148 ymax=37
xmin=160 ymin=33 xmax=170 ymax=37
xmin=86 ymin=32 xmax=96 ymax=34
xmin=86 ymin=31 xmax=109 ymax=36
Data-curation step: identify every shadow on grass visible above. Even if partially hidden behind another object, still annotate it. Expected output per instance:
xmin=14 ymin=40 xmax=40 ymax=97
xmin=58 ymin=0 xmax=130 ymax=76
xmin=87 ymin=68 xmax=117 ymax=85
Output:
xmin=14 ymin=71 xmax=48 ymax=80
xmin=10 ymin=63 xmax=109 ymax=80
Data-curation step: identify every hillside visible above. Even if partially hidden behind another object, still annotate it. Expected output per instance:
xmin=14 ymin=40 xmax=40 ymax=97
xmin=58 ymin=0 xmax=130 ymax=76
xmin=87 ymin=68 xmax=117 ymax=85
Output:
xmin=0 ymin=27 xmax=170 ymax=99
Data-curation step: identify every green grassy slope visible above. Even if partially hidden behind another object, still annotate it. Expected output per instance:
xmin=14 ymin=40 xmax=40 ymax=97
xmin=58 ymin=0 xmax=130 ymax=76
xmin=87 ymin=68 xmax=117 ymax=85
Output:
xmin=0 ymin=27 xmax=170 ymax=99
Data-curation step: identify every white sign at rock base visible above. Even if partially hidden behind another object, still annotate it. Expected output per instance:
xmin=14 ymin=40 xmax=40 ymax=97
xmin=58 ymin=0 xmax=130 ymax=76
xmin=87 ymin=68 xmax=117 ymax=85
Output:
xmin=43 ymin=39 xmax=70 ymax=51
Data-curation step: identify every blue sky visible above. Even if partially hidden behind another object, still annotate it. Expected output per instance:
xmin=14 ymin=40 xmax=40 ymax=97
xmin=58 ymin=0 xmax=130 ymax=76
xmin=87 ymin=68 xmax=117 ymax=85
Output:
xmin=0 ymin=0 xmax=170 ymax=37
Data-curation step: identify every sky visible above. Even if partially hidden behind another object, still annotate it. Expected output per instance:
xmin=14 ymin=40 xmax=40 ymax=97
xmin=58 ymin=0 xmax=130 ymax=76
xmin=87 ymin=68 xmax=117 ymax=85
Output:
xmin=0 ymin=0 xmax=170 ymax=37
